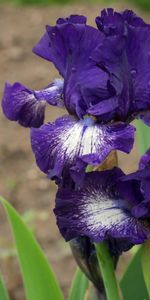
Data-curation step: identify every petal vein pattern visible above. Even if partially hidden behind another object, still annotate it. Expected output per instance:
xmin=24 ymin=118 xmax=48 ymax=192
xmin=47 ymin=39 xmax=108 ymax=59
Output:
xmin=31 ymin=115 xmax=135 ymax=179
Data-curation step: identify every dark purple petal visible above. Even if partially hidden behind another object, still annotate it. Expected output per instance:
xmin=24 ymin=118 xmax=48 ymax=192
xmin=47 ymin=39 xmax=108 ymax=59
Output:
xmin=34 ymin=78 xmax=64 ymax=107
xmin=139 ymin=149 xmax=150 ymax=170
xmin=121 ymin=168 xmax=150 ymax=182
xmin=33 ymin=15 xmax=89 ymax=77
xmin=120 ymin=152 xmax=150 ymax=217
xmin=30 ymin=115 xmax=135 ymax=180
xmin=2 ymin=82 xmax=46 ymax=128
xmin=96 ymin=8 xmax=148 ymax=36
xmin=33 ymin=15 xmax=121 ymax=119
xmin=54 ymin=170 xmax=150 ymax=244
xmin=86 ymin=97 xmax=118 ymax=116
xmin=95 ymin=9 xmax=150 ymax=123
xmin=56 ymin=15 xmax=87 ymax=25
xmin=91 ymin=34 xmax=133 ymax=121
xmin=122 ymin=9 xmax=148 ymax=27
xmin=2 ymin=80 xmax=64 ymax=128
xmin=132 ymin=198 xmax=150 ymax=218
xmin=126 ymin=26 xmax=150 ymax=119
xmin=96 ymin=8 xmax=125 ymax=36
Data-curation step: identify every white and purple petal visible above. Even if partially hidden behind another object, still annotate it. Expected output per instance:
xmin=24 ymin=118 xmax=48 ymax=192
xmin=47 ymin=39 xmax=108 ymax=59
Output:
xmin=54 ymin=170 xmax=150 ymax=244
xmin=2 ymin=79 xmax=64 ymax=128
xmin=31 ymin=115 xmax=135 ymax=179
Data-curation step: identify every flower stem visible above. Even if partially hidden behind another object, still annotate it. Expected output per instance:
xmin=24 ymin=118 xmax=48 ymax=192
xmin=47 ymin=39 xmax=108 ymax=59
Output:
xmin=95 ymin=242 xmax=121 ymax=300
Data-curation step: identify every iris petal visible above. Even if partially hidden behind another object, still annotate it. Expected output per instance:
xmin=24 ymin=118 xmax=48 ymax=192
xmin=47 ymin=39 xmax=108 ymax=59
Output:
xmin=54 ymin=170 xmax=150 ymax=244
xmin=33 ymin=15 xmax=119 ymax=119
xmin=31 ymin=115 xmax=135 ymax=180
xmin=2 ymin=80 xmax=63 ymax=128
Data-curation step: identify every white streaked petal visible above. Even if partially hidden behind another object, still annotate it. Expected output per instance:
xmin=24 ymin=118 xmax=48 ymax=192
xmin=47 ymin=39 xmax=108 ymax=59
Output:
xmin=31 ymin=115 xmax=134 ymax=178
xmin=55 ymin=171 xmax=150 ymax=243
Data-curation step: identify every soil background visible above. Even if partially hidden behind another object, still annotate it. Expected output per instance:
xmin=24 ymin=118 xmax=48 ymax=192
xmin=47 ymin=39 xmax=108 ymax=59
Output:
xmin=0 ymin=2 xmax=147 ymax=299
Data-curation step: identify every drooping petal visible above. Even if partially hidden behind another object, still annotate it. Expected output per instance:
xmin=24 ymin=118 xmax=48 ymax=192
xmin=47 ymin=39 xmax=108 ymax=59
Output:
xmin=2 ymin=80 xmax=63 ymax=128
xmin=54 ymin=170 xmax=150 ymax=244
xmin=31 ymin=115 xmax=135 ymax=180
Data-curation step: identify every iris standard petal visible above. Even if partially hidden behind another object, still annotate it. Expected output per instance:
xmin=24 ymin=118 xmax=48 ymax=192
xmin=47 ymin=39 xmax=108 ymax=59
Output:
xmin=54 ymin=170 xmax=150 ymax=244
xmin=96 ymin=8 xmax=148 ymax=36
xmin=126 ymin=26 xmax=150 ymax=122
xmin=33 ymin=15 xmax=120 ymax=119
xmin=32 ymin=15 xmax=88 ymax=77
xmin=96 ymin=9 xmax=150 ymax=124
xmin=31 ymin=115 xmax=135 ymax=179
xmin=2 ymin=80 xmax=63 ymax=128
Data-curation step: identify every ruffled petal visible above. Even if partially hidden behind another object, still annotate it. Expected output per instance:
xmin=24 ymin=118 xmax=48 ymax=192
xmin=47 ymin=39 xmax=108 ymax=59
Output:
xmin=33 ymin=15 xmax=89 ymax=77
xmin=56 ymin=15 xmax=87 ymax=25
xmin=31 ymin=115 xmax=135 ymax=179
xmin=2 ymin=80 xmax=63 ymax=128
xmin=54 ymin=170 xmax=150 ymax=244
xmin=126 ymin=26 xmax=150 ymax=120
xmin=95 ymin=9 xmax=150 ymax=123
xmin=33 ymin=15 xmax=120 ymax=119
xmin=96 ymin=8 xmax=148 ymax=36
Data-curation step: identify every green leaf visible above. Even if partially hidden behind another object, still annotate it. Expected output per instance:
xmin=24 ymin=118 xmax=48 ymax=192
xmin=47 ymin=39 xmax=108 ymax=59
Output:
xmin=136 ymin=120 xmax=150 ymax=154
xmin=0 ymin=275 xmax=10 ymax=300
xmin=120 ymin=246 xmax=149 ymax=300
xmin=142 ymin=240 xmax=150 ymax=297
xmin=0 ymin=196 xmax=64 ymax=300
xmin=68 ymin=268 xmax=89 ymax=300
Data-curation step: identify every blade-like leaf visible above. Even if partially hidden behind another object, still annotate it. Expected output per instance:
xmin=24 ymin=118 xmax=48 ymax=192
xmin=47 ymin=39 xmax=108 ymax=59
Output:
xmin=0 ymin=275 xmax=10 ymax=300
xmin=142 ymin=240 xmax=150 ymax=297
xmin=0 ymin=196 xmax=64 ymax=300
xmin=120 ymin=246 xmax=149 ymax=300
xmin=68 ymin=268 xmax=89 ymax=300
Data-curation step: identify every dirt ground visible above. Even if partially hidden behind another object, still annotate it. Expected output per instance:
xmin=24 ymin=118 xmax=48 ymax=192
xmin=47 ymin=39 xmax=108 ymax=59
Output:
xmin=0 ymin=2 xmax=147 ymax=300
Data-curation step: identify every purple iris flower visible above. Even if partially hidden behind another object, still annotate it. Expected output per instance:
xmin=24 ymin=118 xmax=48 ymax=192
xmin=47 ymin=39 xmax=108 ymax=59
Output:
xmin=31 ymin=14 xmax=135 ymax=180
xmin=54 ymin=152 xmax=150 ymax=246
xmin=2 ymin=12 xmax=142 ymax=180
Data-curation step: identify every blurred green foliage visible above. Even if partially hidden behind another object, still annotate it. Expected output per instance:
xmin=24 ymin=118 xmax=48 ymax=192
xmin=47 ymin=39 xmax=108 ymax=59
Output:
xmin=0 ymin=0 xmax=116 ymax=5
xmin=129 ymin=0 xmax=150 ymax=12
xmin=1 ymin=0 xmax=150 ymax=12
xmin=0 ymin=0 xmax=75 ymax=4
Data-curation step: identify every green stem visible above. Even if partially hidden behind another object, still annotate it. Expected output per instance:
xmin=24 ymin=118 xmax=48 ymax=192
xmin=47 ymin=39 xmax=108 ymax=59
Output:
xmin=95 ymin=242 xmax=120 ymax=300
